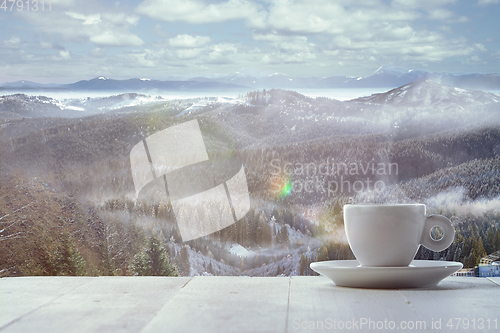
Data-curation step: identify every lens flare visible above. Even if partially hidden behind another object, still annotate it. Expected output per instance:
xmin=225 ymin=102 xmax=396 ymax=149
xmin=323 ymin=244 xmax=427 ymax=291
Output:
xmin=281 ymin=179 xmax=293 ymax=198
xmin=270 ymin=174 xmax=293 ymax=199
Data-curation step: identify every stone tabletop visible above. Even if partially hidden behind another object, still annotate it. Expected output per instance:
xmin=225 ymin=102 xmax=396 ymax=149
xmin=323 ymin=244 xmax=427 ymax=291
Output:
xmin=1 ymin=276 xmax=499 ymax=332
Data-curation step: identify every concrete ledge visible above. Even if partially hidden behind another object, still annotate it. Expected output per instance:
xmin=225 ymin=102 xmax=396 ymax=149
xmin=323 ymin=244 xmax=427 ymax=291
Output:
xmin=487 ymin=277 xmax=500 ymax=286
xmin=1 ymin=276 xmax=499 ymax=333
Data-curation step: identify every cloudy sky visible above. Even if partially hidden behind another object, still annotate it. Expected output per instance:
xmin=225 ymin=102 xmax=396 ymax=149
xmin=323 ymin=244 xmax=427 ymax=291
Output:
xmin=1 ymin=0 xmax=499 ymax=83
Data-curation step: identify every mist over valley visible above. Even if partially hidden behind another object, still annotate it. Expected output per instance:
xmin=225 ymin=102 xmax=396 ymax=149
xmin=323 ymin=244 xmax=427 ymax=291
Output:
xmin=1 ymin=72 xmax=499 ymax=277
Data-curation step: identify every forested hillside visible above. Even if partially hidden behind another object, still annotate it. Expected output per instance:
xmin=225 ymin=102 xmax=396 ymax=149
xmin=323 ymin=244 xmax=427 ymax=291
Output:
xmin=1 ymin=83 xmax=499 ymax=276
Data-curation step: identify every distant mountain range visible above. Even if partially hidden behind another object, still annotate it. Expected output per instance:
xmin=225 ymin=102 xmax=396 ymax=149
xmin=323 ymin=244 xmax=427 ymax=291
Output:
xmin=1 ymin=65 xmax=499 ymax=93
xmin=0 ymin=77 xmax=246 ymax=93
xmin=2 ymin=79 xmax=498 ymax=120
xmin=202 ymin=64 xmax=500 ymax=90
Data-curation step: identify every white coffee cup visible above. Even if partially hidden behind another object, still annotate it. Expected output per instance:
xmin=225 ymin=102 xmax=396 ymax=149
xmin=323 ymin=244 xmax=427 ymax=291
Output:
xmin=344 ymin=204 xmax=455 ymax=267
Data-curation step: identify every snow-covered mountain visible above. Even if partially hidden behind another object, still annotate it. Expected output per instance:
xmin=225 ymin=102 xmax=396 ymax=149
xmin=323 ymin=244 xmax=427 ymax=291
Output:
xmin=0 ymin=80 xmax=62 ymax=89
xmin=350 ymin=80 xmax=500 ymax=109
xmin=2 ymin=65 xmax=499 ymax=92
xmin=64 ymin=77 xmax=246 ymax=92
xmin=0 ymin=77 xmax=246 ymax=94
xmin=2 ymin=80 xmax=498 ymax=120
xmin=183 ymin=64 xmax=500 ymax=90
xmin=0 ymin=94 xmax=82 ymax=119
xmin=356 ymin=64 xmax=429 ymax=88
xmin=362 ymin=65 xmax=500 ymax=90
xmin=0 ymin=93 xmax=249 ymax=119
xmin=0 ymin=93 xmax=177 ymax=119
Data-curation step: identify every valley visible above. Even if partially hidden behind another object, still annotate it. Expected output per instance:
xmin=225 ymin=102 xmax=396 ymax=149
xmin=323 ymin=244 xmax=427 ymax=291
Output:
xmin=1 ymin=79 xmax=499 ymax=277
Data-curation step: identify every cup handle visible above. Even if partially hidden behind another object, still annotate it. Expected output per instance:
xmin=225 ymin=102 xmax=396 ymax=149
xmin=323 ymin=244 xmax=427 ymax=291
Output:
xmin=420 ymin=214 xmax=455 ymax=252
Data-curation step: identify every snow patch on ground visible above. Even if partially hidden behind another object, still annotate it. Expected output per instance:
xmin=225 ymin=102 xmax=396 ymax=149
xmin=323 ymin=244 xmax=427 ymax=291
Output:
xmin=176 ymin=96 xmax=249 ymax=117
xmin=229 ymin=244 xmax=255 ymax=258
xmin=186 ymin=245 xmax=240 ymax=277
xmin=242 ymin=252 xmax=304 ymax=277
xmin=63 ymin=105 xmax=85 ymax=111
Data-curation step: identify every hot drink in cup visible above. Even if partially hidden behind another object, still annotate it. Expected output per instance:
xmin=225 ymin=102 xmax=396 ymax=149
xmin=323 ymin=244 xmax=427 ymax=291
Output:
xmin=344 ymin=204 xmax=455 ymax=267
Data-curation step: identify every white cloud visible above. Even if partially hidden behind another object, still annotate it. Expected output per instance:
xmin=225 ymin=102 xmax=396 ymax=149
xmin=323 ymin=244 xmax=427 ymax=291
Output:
xmin=18 ymin=7 xmax=143 ymax=47
xmin=90 ymin=47 xmax=106 ymax=56
xmin=51 ymin=0 xmax=75 ymax=6
xmin=206 ymin=43 xmax=238 ymax=64
xmin=428 ymin=9 xmax=454 ymax=20
xmin=90 ymin=32 xmax=144 ymax=47
xmin=391 ymin=0 xmax=456 ymax=8
xmin=264 ymin=1 xmax=421 ymax=36
xmin=52 ymin=50 xmax=71 ymax=61
xmin=475 ymin=43 xmax=487 ymax=52
xmin=266 ymin=1 xmax=343 ymax=34
xmin=253 ymin=33 xmax=313 ymax=48
xmin=462 ymin=55 xmax=487 ymax=64
xmin=3 ymin=37 xmax=21 ymax=49
xmin=244 ymin=0 xmax=475 ymax=67
xmin=38 ymin=41 xmax=66 ymax=50
xmin=111 ymin=41 xmax=241 ymax=69
xmin=252 ymin=32 xmax=284 ymax=43
xmin=40 ymin=41 xmax=53 ymax=49
xmin=3 ymin=0 xmax=495 ymax=80
xmin=132 ymin=51 xmax=157 ymax=67
xmin=153 ymin=24 xmax=168 ymax=37
xmin=168 ymin=35 xmax=211 ymax=48
xmin=176 ymin=48 xmax=205 ymax=59
xmin=137 ymin=0 xmax=200 ymax=21
xmin=102 ymin=13 xmax=140 ymax=26
xmin=252 ymin=33 xmax=317 ymax=64
xmin=330 ymin=32 xmax=474 ymax=62
xmin=65 ymin=12 xmax=101 ymax=25
xmin=60 ymin=50 xmax=71 ymax=60
xmin=136 ymin=0 xmax=266 ymax=26
xmin=477 ymin=0 xmax=500 ymax=5
xmin=438 ymin=25 xmax=453 ymax=33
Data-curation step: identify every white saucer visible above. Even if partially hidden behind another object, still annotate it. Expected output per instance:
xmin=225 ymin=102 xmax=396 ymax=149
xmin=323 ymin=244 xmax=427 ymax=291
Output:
xmin=310 ymin=260 xmax=463 ymax=289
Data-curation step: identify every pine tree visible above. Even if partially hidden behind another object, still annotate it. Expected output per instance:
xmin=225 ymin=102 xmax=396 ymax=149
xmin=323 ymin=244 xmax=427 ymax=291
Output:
xmin=484 ymin=225 xmax=500 ymax=254
xmin=52 ymin=233 xmax=86 ymax=276
xmin=207 ymin=262 xmax=213 ymax=274
xmin=299 ymin=253 xmax=312 ymax=275
xmin=132 ymin=235 xmax=179 ymax=276
xmin=176 ymin=245 xmax=191 ymax=276
xmin=299 ymin=253 xmax=307 ymax=276
xmin=316 ymin=246 xmax=329 ymax=262
xmin=277 ymin=225 xmax=289 ymax=245
xmin=257 ymin=211 xmax=272 ymax=247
